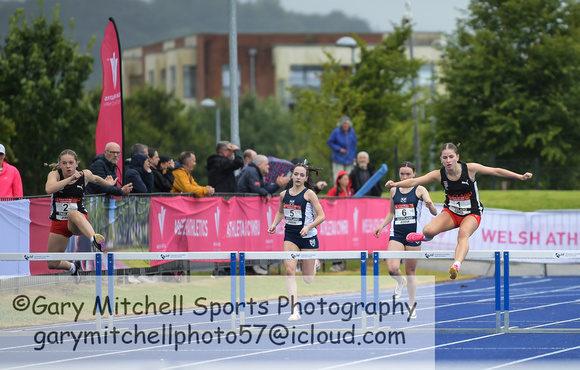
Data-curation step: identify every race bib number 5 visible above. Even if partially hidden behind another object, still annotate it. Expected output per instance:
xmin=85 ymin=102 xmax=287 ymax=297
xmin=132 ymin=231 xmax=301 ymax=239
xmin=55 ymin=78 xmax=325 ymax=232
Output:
xmin=284 ymin=204 xmax=302 ymax=226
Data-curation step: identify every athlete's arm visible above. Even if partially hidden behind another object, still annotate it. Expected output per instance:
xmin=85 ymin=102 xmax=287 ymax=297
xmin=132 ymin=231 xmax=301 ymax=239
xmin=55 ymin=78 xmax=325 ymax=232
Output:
xmin=267 ymin=190 xmax=286 ymax=234
xmin=417 ymin=186 xmax=438 ymax=216
xmin=467 ymin=163 xmax=533 ymax=181
xmin=45 ymin=170 xmax=81 ymax=194
xmin=301 ymin=189 xmax=325 ymax=237
xmin=84 ymin=169 xmax=117 ymax=187
xmin=374 ymin=187 xmax=396 ymax=238
xmin=385 ymin=170 xmax=440 ymax=188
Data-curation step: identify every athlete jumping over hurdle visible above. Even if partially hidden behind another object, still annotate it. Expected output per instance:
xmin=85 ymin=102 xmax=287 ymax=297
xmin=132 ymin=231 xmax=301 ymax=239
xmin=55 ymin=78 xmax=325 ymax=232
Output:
xmin=385 ymin=143 xmax=532 ymax=280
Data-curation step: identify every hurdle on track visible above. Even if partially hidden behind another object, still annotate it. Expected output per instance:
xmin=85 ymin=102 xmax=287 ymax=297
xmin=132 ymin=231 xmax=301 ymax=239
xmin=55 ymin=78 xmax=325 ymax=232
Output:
xmin=0 ymin=252 xmax=238 ymax=332
xmin=374 ymin=250 xmax=501 ymax=334
xmin=2 ymin=250 xmax=579 ymax=334
xmin=503 ymin=250 xmax=580 ymax=334
xmin=239 ymin=251 xmax=369 ymax=330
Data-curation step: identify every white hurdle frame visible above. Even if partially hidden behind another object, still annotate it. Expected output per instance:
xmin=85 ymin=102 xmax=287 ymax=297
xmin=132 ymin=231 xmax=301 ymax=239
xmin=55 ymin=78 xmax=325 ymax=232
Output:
xmin=374 ymin=250 xmax=501 ymax=333
xmin=239 ymin=251 xmax=369 ymax=330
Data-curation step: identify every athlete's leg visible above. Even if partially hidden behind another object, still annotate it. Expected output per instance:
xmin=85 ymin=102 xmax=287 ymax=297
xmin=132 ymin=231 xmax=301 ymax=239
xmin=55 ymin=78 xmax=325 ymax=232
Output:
xmin=67 ymin=210 xmax=95 ymax=237
xmin=403 ymin=245 xmax=421 ymax=309
xmin=283 ymin=241 xmax=300 ymax=318
xmin=68 ymin=210 xmax=105 ymax=252
xmin=386 ymin=240 xmax=404 ymax=282
xmin=422 ymin=211 xmax=457 ymax=240
xmin=301 ymin=258 xmax=317 ymax=284
xmin=46 ymin=233 xmax=73 ymax=270
xmin=455 ymin=216 xmax=480 ymax=264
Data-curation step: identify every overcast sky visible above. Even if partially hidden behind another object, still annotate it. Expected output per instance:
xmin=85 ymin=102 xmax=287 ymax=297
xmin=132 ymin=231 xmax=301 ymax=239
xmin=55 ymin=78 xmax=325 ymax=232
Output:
xmin=276 ymin=0 xmax=470 ymax=33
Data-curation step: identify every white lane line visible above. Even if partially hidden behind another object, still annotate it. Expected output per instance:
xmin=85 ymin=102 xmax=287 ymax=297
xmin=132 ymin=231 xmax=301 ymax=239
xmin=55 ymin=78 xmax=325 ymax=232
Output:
xmin=484 ymin=345 xmax=580 ymax=369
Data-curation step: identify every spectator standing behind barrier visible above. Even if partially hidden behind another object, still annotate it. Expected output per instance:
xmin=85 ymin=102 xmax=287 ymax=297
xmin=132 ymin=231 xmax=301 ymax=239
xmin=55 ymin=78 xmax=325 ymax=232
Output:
xmin=327 ymin=116 xmax=357 ymax=182
xmin=45 ymin=149 xmax=117 ymax=283
xmin=0 ymin=144 xmax=23 ymax=198
xmin=374 ymin=161 xmax=437 ymax=318
xmin=350 ymin=151 xmax=383 ymax=197
xmin=385 ymin=142 xmax=533 ymax=280
xmin=207 ymin=141 xmax=244 ymax=193
xmin=238 ymin=155 xmax=290 ymax=196
xmin=326 ymin=170 xmax=354 ymax=197
xmin=86 ymin=142 xmax=132 ymax=196
xmin=152 ymin=154 xmax=175 ymax=192
xmin=124 ymin=153 xmax=154 ymax=193
xmin=325 ymin=170 xmax=353 ymax=271
xmin=236 ymin=148 xmax=257 ymax=181
xmin=171 ymin=151 xmax=215 ymax=197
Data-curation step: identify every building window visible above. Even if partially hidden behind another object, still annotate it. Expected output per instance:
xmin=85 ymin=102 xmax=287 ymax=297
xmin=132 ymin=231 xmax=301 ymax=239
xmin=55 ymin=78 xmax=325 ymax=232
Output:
xmin=170 ymin=66 xmax=176 ymax=93
xmin=148 ymin=70 xmax=155 ymax=87
xmin=222 ymin=64 xmax=241 ymax=98
xmin=161 ymin=69 xmax=167 ymax=91
xmin=290 ymin=65 xmax=323 ymax=91
xmin=183 ymin=66 xmax=198 ymax=99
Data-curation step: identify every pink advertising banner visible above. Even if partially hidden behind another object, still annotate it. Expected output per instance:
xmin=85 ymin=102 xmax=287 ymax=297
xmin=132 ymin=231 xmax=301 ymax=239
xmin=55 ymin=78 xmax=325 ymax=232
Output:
xmin=95 ymin=19 xmax=124 ymax=181
xmin=149 ymin=196 xmax=391 ymax=264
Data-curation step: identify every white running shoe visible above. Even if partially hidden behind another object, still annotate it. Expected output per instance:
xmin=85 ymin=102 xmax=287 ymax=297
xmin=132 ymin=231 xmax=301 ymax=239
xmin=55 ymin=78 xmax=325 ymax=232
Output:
xmin=408 ymin=308 xmax=417 ymax=319
xmin=394 ymin=277 xmax=407 ymax=299
xmin=288 ymin=313 xmax=301 ymax=321
xmin=253 ymin=265 xmax=268 ymax=275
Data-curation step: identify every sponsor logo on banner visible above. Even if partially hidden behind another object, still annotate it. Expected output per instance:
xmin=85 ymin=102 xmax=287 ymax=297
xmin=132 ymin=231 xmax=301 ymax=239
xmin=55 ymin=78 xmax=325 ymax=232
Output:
xmin=267 ymin=206 xmax=273 ymax=227
xmin=158 ymin=206 xmax=166 ymax=238
xmin=159 ymin=253 xmax=188 ymax=260
xmin=109 ymin=52 xmax=118 ymax=89
xmin=226 ymin=220 xmax=260 ymax=237
xmin=214 ymin=207 xmax=220 ymax=237
xmin=353 ymin=207 xmax=359 ymax=234
xmin=424 ymin=252 xmax=453 ymax=259
xmin=175 ymin=218 xmax=209 ymax=236
xmin=290 ymin=252 xmax=318 ymax=260
xmin=555 ymin=252 xmax=580 ymax=259
xmin=23 ymin=254 xmax=52 ymax=261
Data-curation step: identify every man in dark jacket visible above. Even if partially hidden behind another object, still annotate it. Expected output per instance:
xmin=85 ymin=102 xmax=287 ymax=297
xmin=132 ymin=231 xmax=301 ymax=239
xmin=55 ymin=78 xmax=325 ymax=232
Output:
xmin=206 ymin=141 xmax=244 ymax=193
xmin=124 ymin=152 xmax=154 ymax=193
xmin=238 ymin=155 xmax=289 ymax=195
xmin=86 ymin=142 xmax=132 ymax=195
xmin=349 ymin=151 xmax=383 ymax=197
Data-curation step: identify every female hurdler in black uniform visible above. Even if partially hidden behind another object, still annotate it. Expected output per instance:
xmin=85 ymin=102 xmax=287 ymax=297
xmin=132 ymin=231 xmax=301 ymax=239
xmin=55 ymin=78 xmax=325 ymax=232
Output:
xmin=385 ymin=143 xmax=532 ymax=280
xmin=268 ymin=162 xmax=325 ymax=321
xmin=46 ymin=149 xmax=120 ymax=282
xmin=374 ymin=161 xmax=437 ymax=317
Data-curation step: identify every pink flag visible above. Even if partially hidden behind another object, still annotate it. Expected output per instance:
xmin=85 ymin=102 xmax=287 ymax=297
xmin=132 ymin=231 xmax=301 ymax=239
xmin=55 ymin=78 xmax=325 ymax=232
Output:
xmin=95 ymin=18 xmax=124 ymax=182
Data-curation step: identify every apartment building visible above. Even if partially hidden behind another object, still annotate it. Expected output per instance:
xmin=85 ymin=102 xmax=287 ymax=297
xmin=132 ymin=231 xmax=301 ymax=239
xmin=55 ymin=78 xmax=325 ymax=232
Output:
xmin=121 ymin=32 xmax=443 ymax=106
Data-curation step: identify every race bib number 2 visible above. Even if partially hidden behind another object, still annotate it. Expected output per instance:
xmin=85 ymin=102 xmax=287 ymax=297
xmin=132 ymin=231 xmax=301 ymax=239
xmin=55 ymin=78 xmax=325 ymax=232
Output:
xmin=55 ymin=198 xmax=78 ymax=220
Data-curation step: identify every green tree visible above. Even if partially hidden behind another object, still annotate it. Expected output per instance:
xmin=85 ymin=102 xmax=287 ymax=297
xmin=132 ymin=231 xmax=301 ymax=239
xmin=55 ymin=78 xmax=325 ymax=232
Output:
xmin=291 ymin=26 xmax=423 ymax=182
xmin=0 ymin=3 xmax=95 ymax=195
xmin=434 ymin=0 xmax=580 ymax=189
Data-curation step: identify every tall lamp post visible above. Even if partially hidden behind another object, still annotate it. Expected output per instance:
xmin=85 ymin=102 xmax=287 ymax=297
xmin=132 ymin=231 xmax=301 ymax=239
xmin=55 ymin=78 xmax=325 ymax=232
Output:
xmin=404 ymin=0 xmax=421 ymax=174
xmin=200 ymin=98 xmax=221 ymax=144
xmin=336 ymin=36 xmax=357 ymax=74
